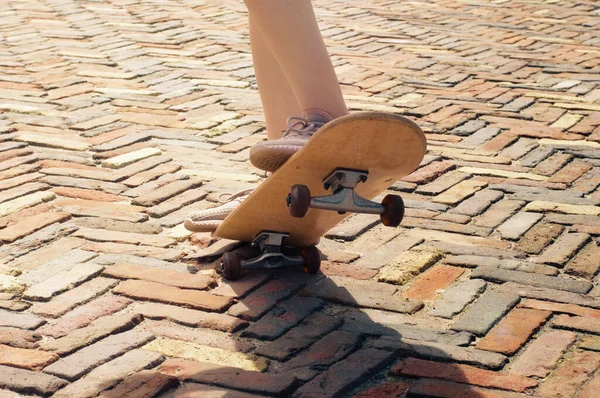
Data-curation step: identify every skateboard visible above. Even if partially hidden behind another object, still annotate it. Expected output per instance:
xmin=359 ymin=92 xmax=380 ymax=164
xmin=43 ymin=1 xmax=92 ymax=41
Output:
xmin=213 ymin=112 xmax=426 ymax=280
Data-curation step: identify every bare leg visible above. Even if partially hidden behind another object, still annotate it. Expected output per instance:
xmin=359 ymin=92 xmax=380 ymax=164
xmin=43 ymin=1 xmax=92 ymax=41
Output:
xmin=250 ymin=15 xmax=301 ymax=140
xmin=244 ymin=0 xmax=348 ymax=119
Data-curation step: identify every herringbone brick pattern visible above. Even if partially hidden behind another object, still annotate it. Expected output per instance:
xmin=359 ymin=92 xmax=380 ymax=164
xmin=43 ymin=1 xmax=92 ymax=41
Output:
xmin=0 ymin=0 xmax=599 ymax=396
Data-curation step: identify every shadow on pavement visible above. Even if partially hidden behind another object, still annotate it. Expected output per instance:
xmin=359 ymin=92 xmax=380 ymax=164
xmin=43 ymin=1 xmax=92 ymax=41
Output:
xmin=149 ymin=256 xmax=501 ymax=398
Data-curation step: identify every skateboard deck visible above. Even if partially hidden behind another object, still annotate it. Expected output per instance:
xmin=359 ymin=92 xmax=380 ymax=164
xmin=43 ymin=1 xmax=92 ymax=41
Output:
xmin=213 ymin=112 xmax=426 ymax=247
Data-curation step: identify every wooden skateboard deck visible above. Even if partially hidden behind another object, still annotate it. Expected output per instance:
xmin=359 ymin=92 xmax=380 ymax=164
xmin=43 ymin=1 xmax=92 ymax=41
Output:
xmin=213 ymin=112 xmax=426 ymax=247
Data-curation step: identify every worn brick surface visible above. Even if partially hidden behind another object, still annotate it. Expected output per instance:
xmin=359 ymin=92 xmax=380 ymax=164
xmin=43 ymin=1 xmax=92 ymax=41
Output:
xmin=390 ymin=357 xmax=537 ymax=392
xmin=1 ymin=1 xmax=599 ymax=396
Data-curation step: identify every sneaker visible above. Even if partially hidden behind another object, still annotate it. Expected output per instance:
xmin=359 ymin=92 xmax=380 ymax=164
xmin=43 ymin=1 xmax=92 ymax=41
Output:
xmin=250 ymin=109 xmax=333 ymax=172
xmin=184 ymin=188 xmax=254 ymax=232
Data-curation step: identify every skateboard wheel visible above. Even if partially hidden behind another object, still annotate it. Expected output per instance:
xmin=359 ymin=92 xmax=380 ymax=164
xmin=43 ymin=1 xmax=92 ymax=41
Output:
xmin=381 ymin=194 xmax=405 ymax=227
xmin=222 ymin=252 xmax=242 ymax=281
xmin=288 ymin=185 xmax=311 ymax=218
xmin=301 ymin=245 xmax=321 ymax=274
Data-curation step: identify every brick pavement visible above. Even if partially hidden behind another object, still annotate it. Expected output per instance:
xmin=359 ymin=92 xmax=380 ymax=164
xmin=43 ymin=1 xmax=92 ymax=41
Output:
xmin=0 ymin=0 xmax=599 ymax=396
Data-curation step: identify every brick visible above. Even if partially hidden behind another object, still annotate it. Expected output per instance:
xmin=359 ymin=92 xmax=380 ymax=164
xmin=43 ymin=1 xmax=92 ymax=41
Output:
xmin=44 ymin=330 xmax=154 ymax=381
xmin=404 ymin=265 xmax=465 ymax=300
xmin=41 ymin=313 xmax=143 ymax=356
xmin=452 ymin=291 xmax=519 ymax=336
xmin=536 ymin=351 xmax=600 ymax=398
xmin=372 ymin=337 xmax=507 ymax=369
xmin=580 ymin=335 xmax=600 ymax=352
xmin=553 ymin=314 xmax=600 ymax=334
xmin=391 ymin=357 xmax=537 ymax=392
xmin=73 ymin=227 xmax=176 ymax=248
xmin=211 ymin=270 xmax=271 ymax=298
xmin=144 ymin=336 xmax=268 ymax=372
xmin=579 ymin=371 xmax=600 ymax=398
xmin=133 ymin=302 xmax=247 ymax=333
xmin=407 ymin=379 xmax=534 ymax=398
xmin=519 ymin=298 xmax=600 ymax=318
xmin=158 ymin=358 xmax=298 ymax=396
xmin=509 ymin=330 xmax=577 ymax=377
xmin=0 ymin=344 xmax=58 ymax=370
xmin=416 ymin=171 xmax=470 ymax=196
xmin=430 ymin=279 xmax=487 ymax=318
xmin=354 ymin=381 xmax=410 ymax=398
xmin=31 ymin=277 xmax=118 ymax=318
xmin=472 ymin=266 xmax=593 ymax=294
xmin=515 ymin=222 xmax=564 ymax=254
xmin=0 ymin=327 xmax=41 ymax=349
xmin=0 ymin=191 xmax=55 ymax=218
xmin=564 ymin=242 xmax=600 ymax=279
xmin=241 ymin=296 xmax=324 ymax=341
xmin=23 ymin=262 xmax=104 ymax=301
xmin=52 ymin=349 xmax=165 ymax=398
xmin=525 ymin=200 xmax=600 ymax=216
xmin=0 ymin=213 xmax=71 ymax=243
xmin=377 ymin=245 xmax=443 ymax=285
xmin=450 ymin=189 xmax=503 ymax=216
xmin=102 ymin=147 xmax=162 ymax=169
xmin=352 ymin=234 xmax=424 ymax=269
xmin=228 ymin=274 xmax=314 ymax=320
xmin=476 ymin=308 xmax=551 ymax=354
xmin=102 ymin=263 xmax=213 ymax=290
xmin=292 ymin=348 xmax=394 ymax=398
xmin=403 ymin=161 xmax=455 ymax=184
xmin=549 ymin=159 xmax=593 ymax=184
xmin=165 ymin=383 xmax=262 ymax=398
xmin=474 ymin=199 xmax=524 ymax=228
xmin=301 ymin=275 xmax=423 ymax=313
xmin=0 ymin=309 xmax=46 ymax=329
xmin=97 ymin=370 xmax=178 ymax=398
xmin=254 ymin=312 xmax=342 ymax=361
xmin=113 ymin=279 xmax=232 ymax=312
xmin=319 ymin=261 xmax=378 ymax=280
xmin=37 ymin=295 xmax=132 ymax=338
xmin=432 ymin=179 xmax=487 ymax=205
xmin=0 ymin=365 xmax=68 ymax=396
xmin=497 ymin=212 xmax=542 ymax=240
xmin=536 ymin=232 xmax=590 ymax=266
xmin=279 ymin=330 xmax=362 ymax=381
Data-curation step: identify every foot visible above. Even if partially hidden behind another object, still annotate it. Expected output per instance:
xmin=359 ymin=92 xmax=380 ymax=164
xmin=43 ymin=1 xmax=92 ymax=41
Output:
xmin=250 ymin=109 xmax=333 ymax=172
xmin=184 ymin=188 xmax=253 ymax=232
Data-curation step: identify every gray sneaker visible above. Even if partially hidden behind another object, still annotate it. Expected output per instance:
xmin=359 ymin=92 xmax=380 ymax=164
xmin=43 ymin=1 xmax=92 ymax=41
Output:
xmin=250 ymin=110 xmax=333 ymax=172
xmin=184 ymin=188 xmax=253 ymax=232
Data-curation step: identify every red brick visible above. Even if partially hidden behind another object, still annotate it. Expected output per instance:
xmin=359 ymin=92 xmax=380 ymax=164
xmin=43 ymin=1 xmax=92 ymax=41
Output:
xmin=37 ymin=295 xmax=132 ymax=338
xmin=102 ymin=263 xmax=214 ymax=290
xmin=390 ymin=358 xmax=537 ymax=392
xmin=0 ymin=328 xmax=41 ymax=349
xmin=97 ymin=370 xmax=179 ymax=398
xmin=113 ymin=280 xmax=233 ymax=312
xmin=0 ymin=212 xmax=70 ymax=243
xmin=404 ymin=265 xmax=465 ymax=300
xmin=509 ymin=330 xmax=577 ymax=377
xmin=579 ymin=371 xmax=600 ymax=398
xmin=320 ymin=261 xmax=377 ymax=280
xmin=50 ymin=186 xmax=125 ymax=202
xmin=536 ymin=351 xmax=600 ymax=397
xmin=518 ymin=299 xmax=600 ymax=319
xmin=476 ymin=308 xmax=551 ymax=354
xmin=403 ymin=161 xmax=455 ymax=184
xmin=158 ymin=358 xmax=297 ymax=396
xmin=0 ymin=344 xmax=58 ymax=370
xmin=552 ymin=314 xmax=600 ymax=334
xmin=548 ymin=159 xmax=593 ymax=184
xmin=407 ymin=379 xmax=535 ymax=398
xmin=353 ymin=381 xmax=409 ymax=397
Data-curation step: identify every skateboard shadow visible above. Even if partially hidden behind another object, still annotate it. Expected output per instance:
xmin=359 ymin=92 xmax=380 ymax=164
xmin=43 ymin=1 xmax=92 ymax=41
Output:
xmin=153 ymin=263 xmax=505 ymax=397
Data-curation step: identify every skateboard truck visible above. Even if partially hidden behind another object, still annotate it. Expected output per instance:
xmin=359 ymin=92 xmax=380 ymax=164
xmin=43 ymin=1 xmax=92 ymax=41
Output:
xmin=287 ymin=168 xmax=405 ymax=226
xmin=221 ymin=231 xmax=321 ymax=280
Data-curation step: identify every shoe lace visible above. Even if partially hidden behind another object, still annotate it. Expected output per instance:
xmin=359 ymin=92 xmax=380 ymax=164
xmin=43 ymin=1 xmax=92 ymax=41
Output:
xmin=217 ymin=188 xmax=254 ymax=204
xmin=282 ymin=116 xmax=325 ymax=138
